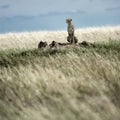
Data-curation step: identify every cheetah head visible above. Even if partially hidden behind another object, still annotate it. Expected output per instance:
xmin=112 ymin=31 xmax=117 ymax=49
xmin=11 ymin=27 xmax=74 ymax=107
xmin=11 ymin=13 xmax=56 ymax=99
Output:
xmin=66 ymin=18 xmax=72 ymax=24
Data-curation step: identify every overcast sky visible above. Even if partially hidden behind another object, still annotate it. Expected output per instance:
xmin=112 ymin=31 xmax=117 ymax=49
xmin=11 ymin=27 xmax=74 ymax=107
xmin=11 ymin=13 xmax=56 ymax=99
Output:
xmin=0 ymin=0 xmax=120 ymax=16
xmin=0 ymin=0 xmax=120 ymax=33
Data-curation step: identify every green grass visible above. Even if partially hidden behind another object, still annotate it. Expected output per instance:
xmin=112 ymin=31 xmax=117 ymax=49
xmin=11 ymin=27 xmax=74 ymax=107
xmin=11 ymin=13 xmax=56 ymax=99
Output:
xmin=0 ymin=40 xmax=120 ymax=67
xmin=0 ymin=40 xmax=120 ymax=120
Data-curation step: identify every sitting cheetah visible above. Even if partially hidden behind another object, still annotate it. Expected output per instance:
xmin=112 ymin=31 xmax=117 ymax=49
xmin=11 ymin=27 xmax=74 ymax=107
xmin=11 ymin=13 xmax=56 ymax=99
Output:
xmin=66 ymin=18 xmax=78 ymax=44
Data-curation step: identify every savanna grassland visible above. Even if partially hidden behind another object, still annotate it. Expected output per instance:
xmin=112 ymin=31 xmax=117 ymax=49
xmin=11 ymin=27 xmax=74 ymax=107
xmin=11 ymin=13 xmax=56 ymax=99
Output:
xmin=0 ymin=26 xmax=120 ymax=120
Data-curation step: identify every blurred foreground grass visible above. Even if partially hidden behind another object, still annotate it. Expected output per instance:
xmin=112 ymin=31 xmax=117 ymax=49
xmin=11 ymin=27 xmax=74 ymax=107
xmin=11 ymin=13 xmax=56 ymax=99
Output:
xmin=0 ymin=40 xmax=120 ymax=120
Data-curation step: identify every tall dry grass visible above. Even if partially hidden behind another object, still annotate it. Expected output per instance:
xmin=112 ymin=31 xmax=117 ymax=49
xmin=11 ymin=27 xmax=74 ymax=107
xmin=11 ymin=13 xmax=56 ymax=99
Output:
xmin=0 ymin=52 xmax=120 ymax=120
xmin=0 ymin=26 xmax=120 ymax=120
xmin=0 ymin=26 xmax=120 ymax=51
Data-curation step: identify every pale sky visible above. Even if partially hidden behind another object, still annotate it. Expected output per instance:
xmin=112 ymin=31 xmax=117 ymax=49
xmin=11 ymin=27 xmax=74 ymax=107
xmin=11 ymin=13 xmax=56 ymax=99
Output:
xmin=0 ymin=0 xmax=120 ymax=33
xmin=0 ymin=0 xmax=120 ymax=16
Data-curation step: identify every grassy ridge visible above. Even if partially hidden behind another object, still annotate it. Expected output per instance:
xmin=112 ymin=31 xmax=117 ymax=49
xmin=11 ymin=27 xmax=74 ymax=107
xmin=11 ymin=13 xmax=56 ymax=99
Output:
xmin=0 ymin=40 xmax=120 ymax=67
xmin=0 ymin=40 xmax=120 ymax=120
xmin=0 ymin=48 xmax=67 ymax=67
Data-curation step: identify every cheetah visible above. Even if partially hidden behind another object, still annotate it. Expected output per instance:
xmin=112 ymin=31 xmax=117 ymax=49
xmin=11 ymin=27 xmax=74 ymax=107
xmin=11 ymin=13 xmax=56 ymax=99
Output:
xmin=38 ymin=41 xmax=48 ymax=48
xmin=66 ymin=18 xmax=78 ymax=44
xmin=49 ymin=41 xmax=58 ymax=48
